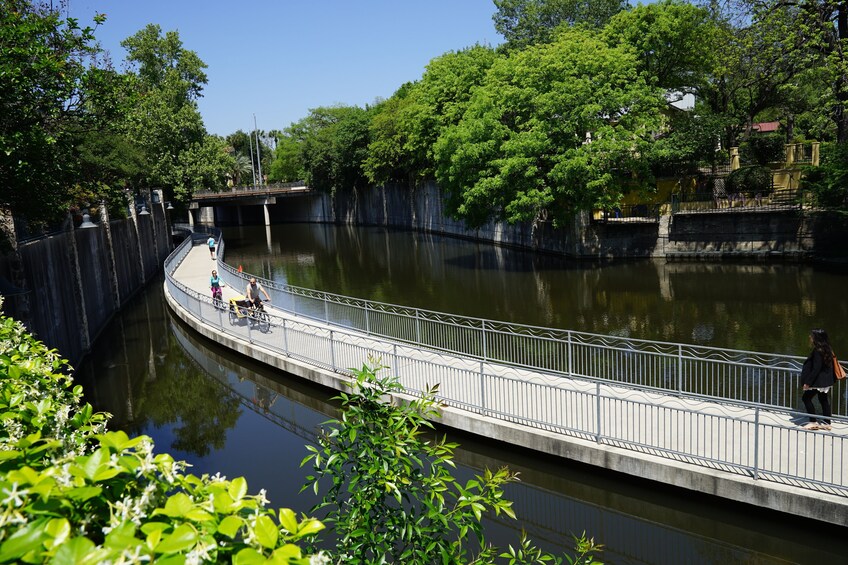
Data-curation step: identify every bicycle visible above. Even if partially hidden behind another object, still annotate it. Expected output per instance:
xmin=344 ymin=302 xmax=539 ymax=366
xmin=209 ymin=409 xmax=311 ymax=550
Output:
xmin=211 ymin=286 xmax=225 ymax=310
xmin=248 ymin=300 xmax=271 ymax=333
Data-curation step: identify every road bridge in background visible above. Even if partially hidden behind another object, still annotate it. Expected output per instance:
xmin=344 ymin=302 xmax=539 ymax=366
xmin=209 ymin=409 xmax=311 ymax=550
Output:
xmin=187 ymin=182 xmax=312 ymax=226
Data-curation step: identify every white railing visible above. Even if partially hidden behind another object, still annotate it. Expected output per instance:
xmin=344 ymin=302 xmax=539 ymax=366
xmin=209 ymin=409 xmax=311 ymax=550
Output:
xmin=166 ymin=234 xmax=847 ymax=498
xmin=212 ymin=236 xmax=846 ymax=417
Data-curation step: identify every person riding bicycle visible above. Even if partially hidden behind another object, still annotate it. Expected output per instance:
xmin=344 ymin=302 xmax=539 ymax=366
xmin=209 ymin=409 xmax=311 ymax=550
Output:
xmin=210 ymin=270 xmax=224 ymax=302
xmin=245 ymin=277 xmax=270 ymax=310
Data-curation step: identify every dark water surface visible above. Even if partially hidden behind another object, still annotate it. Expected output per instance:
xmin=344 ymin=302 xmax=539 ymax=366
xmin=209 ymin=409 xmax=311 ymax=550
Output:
xmin=75 ymin=224 xmax=848 ymax=564
xmin=223 ymin=224 xmax=848 ymax=357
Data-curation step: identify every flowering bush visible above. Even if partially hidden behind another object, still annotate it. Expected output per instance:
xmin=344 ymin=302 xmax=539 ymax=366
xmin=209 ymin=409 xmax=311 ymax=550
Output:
xmin=0 ymin=306 xmax=324 ymax=564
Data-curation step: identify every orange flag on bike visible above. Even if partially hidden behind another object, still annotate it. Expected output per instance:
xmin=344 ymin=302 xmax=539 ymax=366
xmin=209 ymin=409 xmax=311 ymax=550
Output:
xmin=238 ymin=265 xmax=243 ymax=272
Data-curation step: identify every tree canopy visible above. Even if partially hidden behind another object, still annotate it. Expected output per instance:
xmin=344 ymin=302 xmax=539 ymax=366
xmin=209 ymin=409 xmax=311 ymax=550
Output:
xmin=434 ymin=29 xmax=665 ymax=228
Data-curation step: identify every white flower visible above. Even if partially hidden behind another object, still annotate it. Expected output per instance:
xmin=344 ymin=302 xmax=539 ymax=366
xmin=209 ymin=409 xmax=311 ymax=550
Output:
xmin=1 ymin=483 xmax=29 ymax=507
xmin=256 ymin=488 xmax=269 ymax=506
xmin=309 ymin=552 xmax=331 ymax=565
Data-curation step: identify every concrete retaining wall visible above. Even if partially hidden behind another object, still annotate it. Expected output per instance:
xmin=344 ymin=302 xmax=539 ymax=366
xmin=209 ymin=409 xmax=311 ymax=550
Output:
xmin=259 ymin=181 xmax=848 ymax=260
xmin=0 ymin=199 xmax=172 ymax=365
xmin=267 ymin=181 xmax=662 ymax=259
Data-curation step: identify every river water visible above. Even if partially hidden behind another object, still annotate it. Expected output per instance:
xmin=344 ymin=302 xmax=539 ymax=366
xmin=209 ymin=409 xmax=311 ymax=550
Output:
xmin=75 ymin=223 xmax=848 ymax=564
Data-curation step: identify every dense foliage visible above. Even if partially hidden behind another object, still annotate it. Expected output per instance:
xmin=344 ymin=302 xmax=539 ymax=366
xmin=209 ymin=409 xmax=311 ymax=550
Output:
xmin=0 ymin=304 xmax=323 ymax=564
xmin=303 ymin=362 xmax=601 ymax=564
xmin=0 ymin=1 xmax=234 ymax=232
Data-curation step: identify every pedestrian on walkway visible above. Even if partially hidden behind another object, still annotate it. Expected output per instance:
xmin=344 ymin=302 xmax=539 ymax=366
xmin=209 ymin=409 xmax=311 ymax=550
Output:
xmin=207 ymin=235 xmax=216 ymax=259
xmin=800 ymin=328 xmax=835 ymax=431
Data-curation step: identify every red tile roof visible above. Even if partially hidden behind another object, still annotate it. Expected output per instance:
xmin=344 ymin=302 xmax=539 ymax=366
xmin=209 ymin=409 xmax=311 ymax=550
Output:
xmin=752 ymin=121 xmax=780 ymax=133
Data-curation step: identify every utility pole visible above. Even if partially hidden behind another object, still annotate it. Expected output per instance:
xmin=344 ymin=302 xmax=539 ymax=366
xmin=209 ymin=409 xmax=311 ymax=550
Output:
xmin=248 ymin=122 xmax=257 ymax=188
xmin=254 ymin=114 xmax=264 ymax=186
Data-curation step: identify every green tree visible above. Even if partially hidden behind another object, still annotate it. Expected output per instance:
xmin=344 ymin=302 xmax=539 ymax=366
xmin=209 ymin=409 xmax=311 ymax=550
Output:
xmin=604 ymin=0 xmax=718 ymax=92
xmin=121 ymin=24 xmax=224 ymax=201
xmin=0 ymin=1 xmax=120 ymax=227
xmin=303 ymin=363 xmax=602 ymax=564
xmin=293 ymin=105 xmax=371 ymax=194
xmin=364 ymin=45 xmax=499 ymax=186
xmin=268 ymin=133 xmax=304 ymax=182
xmin=434 ymin=28 xmax=665 ymax=228
xmin=493 ymin=0 xmax=628 ymax=48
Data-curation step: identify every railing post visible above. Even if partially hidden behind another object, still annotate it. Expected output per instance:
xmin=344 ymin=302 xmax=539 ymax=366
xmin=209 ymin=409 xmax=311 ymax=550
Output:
xmin=479 ymin=360 xmax=486 ymax=416
xmin=324 ymin=295 xmax=329 ymax=323
xmin=330 ymin=330 xmax=336 ymax=371
xmin=365 ymin=302 xmax=370 ymax=335
xmin=753 ymin=407 xmax=760 ymax=480
xmin=393 ymin=343 xmax=399 ymax=375
xmin=481 ymin=319 xmax=488 ymax=361
xmin=567 ymin=331 xmax=573 ymax=376
xmin=595 ymin=381 xmax=602 ymax=443
xmin=415 ymin=309 xmax=421 ymax=344
xmin=247 ymin=315 xmax=253 ymax=344
xmin=677 ymin=344 xmax=683 ymax=396
xmin=282 ymin=318 xmax=289 ymax=355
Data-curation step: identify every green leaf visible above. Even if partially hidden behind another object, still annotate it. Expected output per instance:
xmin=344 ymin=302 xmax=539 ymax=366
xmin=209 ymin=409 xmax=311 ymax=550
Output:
xmin=155 ymin=523 xmax=198 ymax=554
xmin=228 ymin=476 xmax=248 ymax=501
xmin=153 ymin=492 xmax=194 ymax=518
xmin=277 ymin=508 xmax=298 ymax=533
xmin=0 ymin=520 xmax=46 ymax=561
xmin=233 ymin=547 xmax=266 ymax=565
xmin=44 ymin=518 xmax=71 ymax=549
xmin=51 ymin=537 xmax=97 ymax=565
xmin=296 ymin=518 xmax=324 ymax=537
xmin=217 ymin=515 xmax=243 ymax=538
xmin=253 ymin=514 xmax=279 ymax=549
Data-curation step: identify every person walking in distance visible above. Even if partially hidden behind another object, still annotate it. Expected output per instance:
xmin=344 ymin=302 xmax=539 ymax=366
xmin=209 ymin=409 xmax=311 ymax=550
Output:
xmin=800 ymin=329 xmax=836 ymax=430
xmin=207 ymin=235 xmax=216 ymax=259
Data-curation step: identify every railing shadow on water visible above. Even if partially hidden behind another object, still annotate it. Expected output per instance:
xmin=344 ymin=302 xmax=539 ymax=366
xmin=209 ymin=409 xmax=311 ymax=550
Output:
xmin=165 ymin=230 xmax=848 ymax=499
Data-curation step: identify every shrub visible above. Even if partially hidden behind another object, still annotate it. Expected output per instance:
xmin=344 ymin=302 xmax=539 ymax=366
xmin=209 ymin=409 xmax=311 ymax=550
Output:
xmin=739 ymin=133 xmax=784 ymax=165
xmin=0 ymin=304 xmax=324 ymax=564
xmin=302 ymin=361 xmax=603 ymax=564
xmin=725 ymin=165 xmax=772 ymax=195
xmin=801 ymin=141 xmax=848 ymax=209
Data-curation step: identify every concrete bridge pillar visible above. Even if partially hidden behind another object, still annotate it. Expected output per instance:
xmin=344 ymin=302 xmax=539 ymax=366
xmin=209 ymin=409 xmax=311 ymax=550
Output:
xmin=263 ymin=202 xmax=271 ymax=226
xmin=188 ymin=209 xmax=195 ymax=227
xmin=237 ymin=206 xmax=244 ymax=226
xmin=199 ymin=206 xmax=215 ymax=225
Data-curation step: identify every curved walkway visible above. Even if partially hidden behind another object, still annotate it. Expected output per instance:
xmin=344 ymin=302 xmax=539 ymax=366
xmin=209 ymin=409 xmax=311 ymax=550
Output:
xmin=164 ymin=234 xmax=848 ymax=526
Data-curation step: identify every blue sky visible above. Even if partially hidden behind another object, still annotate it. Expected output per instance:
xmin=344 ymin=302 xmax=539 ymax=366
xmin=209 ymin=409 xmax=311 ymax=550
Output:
xmin=68 ymin=0 xmax=504 ymax=137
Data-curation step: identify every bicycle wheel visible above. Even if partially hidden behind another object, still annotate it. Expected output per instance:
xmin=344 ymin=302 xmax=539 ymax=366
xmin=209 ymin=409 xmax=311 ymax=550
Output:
xmin=228 ymin=310 xmax=238 ymax=325
xmin=258 ymin=310 xmax=271 ymax=333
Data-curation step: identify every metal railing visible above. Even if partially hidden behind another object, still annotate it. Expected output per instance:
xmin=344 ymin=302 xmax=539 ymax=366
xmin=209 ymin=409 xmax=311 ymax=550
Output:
xmin=192 ymin=182 xmax=309 ymax=200
xmin=213 ymin=236 xmax=845 ymax=417
xmin=165 ymin=234 xmax=847 ymax=498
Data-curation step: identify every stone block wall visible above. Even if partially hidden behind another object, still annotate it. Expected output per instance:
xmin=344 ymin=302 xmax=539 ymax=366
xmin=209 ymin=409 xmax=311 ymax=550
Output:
xmin=0 ymin=199 xmax=172 ymax=365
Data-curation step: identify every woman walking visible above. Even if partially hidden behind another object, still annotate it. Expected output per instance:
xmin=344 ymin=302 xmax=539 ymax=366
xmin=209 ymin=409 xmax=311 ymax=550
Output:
xmin=800 ymin=329 xmax=835 ymax=431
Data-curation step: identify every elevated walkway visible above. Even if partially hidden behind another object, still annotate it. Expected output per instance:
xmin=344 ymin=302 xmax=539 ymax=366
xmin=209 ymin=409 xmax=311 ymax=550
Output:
xmin=164 ymin=233 xmax=848 ymax=526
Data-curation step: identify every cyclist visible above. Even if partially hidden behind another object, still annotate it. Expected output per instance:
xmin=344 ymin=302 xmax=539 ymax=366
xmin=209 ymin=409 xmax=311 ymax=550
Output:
xmin=245 ymin=277 xmax=271 ymax=309
xmin=210 ymin=269 xmax=224 ymax=303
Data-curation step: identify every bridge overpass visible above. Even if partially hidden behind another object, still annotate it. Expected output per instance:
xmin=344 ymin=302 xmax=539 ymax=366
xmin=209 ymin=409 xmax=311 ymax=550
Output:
xmin=187 ymin=182 xmax=312 ymax=227
xmin=164 ymin=229 xmax=848 ymax=527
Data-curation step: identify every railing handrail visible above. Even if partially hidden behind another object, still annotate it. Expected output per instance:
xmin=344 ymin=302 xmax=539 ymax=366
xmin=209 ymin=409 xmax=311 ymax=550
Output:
xmin=213 ymin=238 xmax=805 ymax=368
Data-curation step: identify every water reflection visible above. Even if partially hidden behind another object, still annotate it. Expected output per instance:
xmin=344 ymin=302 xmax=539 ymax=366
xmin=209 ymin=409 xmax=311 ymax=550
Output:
xmin=75 ymin=279 xmax=848 ymax=564
xmin=223 ymin=224 xmax=848 ymax=356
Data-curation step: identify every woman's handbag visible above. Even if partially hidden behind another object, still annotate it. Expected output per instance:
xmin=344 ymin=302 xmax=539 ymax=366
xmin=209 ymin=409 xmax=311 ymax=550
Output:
xmin=834 ymin=354 xmax=846 ymax=380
